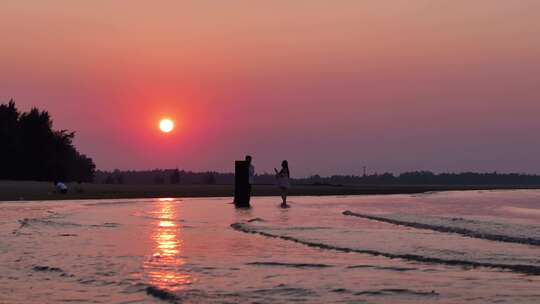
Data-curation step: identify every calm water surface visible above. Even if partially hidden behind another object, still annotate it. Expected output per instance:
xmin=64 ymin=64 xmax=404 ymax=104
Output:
xmin=1 ymin=190 xmax=540 ymax=303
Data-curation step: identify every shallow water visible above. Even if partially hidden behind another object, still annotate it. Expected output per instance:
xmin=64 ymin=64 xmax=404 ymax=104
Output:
xmin=1 ymin=190 xmax=540 ymax=303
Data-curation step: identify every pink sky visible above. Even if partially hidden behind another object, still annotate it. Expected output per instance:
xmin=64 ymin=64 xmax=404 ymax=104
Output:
xmin=1 ymin=1 xmax=540 ymax=176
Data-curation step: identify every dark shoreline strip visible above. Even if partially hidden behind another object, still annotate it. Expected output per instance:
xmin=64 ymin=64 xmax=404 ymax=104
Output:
xmin=343 ymin=210 xmax=540 ymax=247
xmin=247 ymin=262 xmax=333 ymax=268
xmin=354 ymin=288 xmax=438 ymax=297
xmin=231 ymin=223 xmax=540 ymax=275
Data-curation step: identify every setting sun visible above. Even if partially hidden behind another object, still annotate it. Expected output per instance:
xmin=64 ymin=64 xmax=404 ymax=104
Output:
xmin=159 ymin=119 xmax=174 ymax=133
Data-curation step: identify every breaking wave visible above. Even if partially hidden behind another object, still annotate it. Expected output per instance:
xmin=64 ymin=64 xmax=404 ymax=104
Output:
xmin=247 ymin=262 xmax=334 ymax=268
xmin=231 ymin=222 xmax=540 ymax=275
xmin=13 ymin=217 xmax=120 ymax=235
xmin=343 ymin=211 xmax=540 ymax=246
xmin=347 ymin=265 xmax=417 ymax=272
xmin=353 ymin=288 xmax=438 ymax=297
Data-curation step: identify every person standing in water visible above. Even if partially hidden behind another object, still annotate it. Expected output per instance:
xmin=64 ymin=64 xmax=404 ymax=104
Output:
xmin=275 ymin=160 xmax=291 ymax=207
xmin=246 ymin=155 xmax=255 ymax=203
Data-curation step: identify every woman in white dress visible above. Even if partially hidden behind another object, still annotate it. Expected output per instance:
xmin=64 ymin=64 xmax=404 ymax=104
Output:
xmin=275 ymin=160 xmax=291 ymax=207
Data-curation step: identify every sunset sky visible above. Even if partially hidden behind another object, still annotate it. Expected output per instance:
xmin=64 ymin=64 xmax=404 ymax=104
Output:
xmin=1 ymin=1 xmax=539 ymax=176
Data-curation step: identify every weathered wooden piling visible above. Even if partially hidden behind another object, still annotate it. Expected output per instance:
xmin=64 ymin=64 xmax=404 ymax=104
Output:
xmin=234 ymin=160 xmax=251 ymax=208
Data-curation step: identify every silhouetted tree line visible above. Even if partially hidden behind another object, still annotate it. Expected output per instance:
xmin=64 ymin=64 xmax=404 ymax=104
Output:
xmin=95 ymin=169 xmax=540 ymax=186
xmin=296 ymin=171 xmax=540 ymax=185
xmin=0 ymin=100 xmax=96 ymax=182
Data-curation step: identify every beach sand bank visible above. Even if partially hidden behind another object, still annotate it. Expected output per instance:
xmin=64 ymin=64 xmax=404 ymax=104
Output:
xmin=1 ymin=180 xmax=539 ymax=202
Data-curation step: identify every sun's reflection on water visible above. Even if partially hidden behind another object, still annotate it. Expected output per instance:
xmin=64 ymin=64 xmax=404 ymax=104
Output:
xmin=143 ymin=199 xmax=192 ymax=290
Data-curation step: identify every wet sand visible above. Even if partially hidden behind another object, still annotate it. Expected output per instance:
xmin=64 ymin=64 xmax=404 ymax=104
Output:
xmin=1 ymin=180 xmax=539 ymax=202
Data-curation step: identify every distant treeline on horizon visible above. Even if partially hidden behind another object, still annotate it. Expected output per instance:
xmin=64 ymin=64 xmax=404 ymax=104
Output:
xmin=95 ymin=169 xmax=540 ymax=186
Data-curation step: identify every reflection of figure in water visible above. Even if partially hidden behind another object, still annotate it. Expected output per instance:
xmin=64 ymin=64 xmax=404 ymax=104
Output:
xmin=246 ymin=155 xmax=255 ymax=203
xmin=275 ymin=160 xmax=291 ymax=207
xmin=54 ymin=181 xmax=68 ymax=194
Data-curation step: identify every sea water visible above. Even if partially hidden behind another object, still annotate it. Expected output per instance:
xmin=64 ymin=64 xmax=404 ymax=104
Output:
xmin=1 ymin=190 xmax=540 ymax=303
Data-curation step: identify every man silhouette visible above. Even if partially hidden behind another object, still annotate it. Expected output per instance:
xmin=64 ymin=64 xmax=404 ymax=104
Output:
xmin=245 ymin=155 xmax=255 ymax=203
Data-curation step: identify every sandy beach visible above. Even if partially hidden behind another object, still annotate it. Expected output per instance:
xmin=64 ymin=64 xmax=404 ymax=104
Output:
xmin=1 ymin=180 xmax=539 ymax=202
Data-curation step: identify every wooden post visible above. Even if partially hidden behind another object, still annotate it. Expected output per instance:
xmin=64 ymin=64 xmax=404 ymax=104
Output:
xmin=234 ymin=160 xmax=251 ymax=208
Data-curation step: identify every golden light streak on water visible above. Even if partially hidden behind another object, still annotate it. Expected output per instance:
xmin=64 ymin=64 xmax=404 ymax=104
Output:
xmin=143 ymin=199 xmax=192 ymax=290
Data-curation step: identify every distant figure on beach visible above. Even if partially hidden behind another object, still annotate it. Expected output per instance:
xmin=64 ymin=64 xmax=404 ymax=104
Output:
xmin=75 ymin=181 xmax=84 ymax=193
xmin=54 ymin=181 xmax=68 ymax=194
xmin=246 ymin=155 xmax=255 ymax=203
xmin=275 ymin=160 xmax=291 ymax=207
